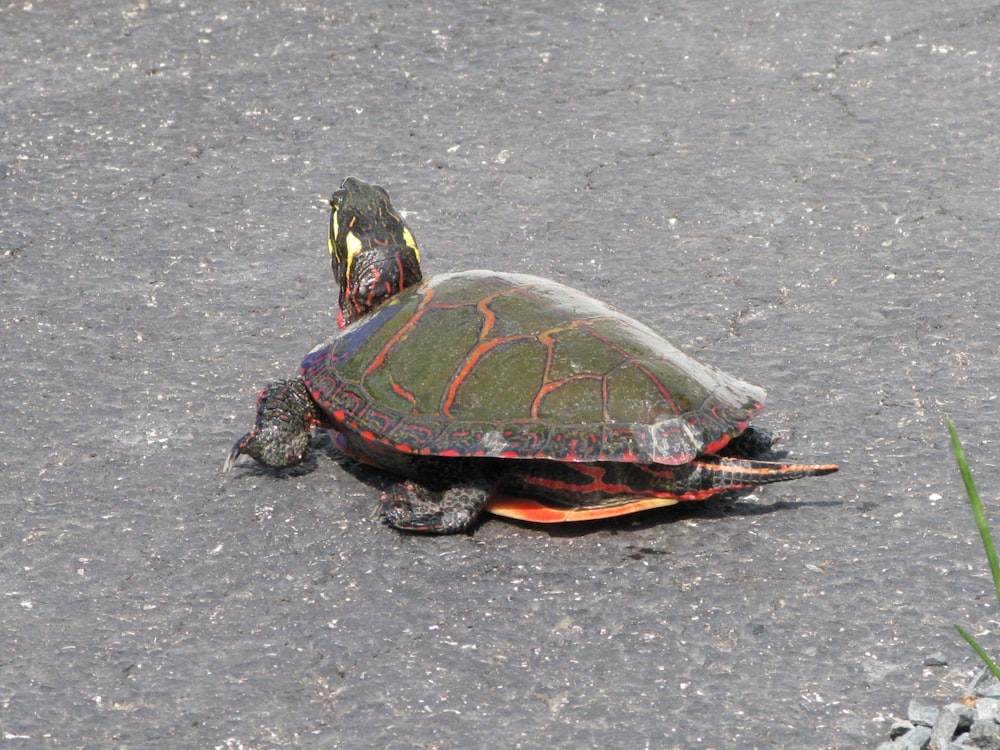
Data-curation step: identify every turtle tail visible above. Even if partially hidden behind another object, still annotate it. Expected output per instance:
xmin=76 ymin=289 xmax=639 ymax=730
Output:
xmin=691 ymin=457 xmax=839 ymax=493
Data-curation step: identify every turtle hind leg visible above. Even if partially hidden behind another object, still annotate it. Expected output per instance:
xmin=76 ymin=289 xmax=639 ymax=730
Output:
xmin=720 ymin=426 xmax=780 ymax=459
xmin=380 ymin=481 xmax=491 ymax=534
xmin=224 ymin=378 xmax=321 ymax=471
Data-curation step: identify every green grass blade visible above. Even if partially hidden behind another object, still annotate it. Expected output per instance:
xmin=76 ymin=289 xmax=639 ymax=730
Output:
xmin=948 ymin=419 xmax=1000 ymax=606
xmin=955 ymin=623 xmax=1000 ymax=682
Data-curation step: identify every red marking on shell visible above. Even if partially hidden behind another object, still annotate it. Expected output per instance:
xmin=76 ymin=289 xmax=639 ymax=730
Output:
xmin=530 ymin=373 xmax=604 ymax=420
xmin=362 ymin=286 xmax=438 ymax=378
xmin=476 ymin=295 xmax=497 ymax=335
xmin=441 ymin=335 xmax=533 ymax=417
xmin=389 ymin=376 xmax=417 ymax=406
xmin=704 ymin=419 xmax=750 ymax=454
xmin=394 ymin=255 xmax=406 ymax=292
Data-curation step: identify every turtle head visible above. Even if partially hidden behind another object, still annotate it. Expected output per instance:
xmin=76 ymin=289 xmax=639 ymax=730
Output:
xmin=329 ymin=177 xmax=423 ymax=326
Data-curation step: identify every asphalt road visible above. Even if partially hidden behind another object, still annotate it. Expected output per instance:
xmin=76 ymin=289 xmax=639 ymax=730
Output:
xmin=3 ymin=1 xmax=999 ymax=747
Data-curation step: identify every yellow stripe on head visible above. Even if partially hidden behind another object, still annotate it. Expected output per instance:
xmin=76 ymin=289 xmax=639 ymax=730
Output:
xmin=329 ymin=210 xmax=340 ymax=256
xmin=345 ymin=230 xmax=363 ymax=280
xmin=402 ymin=226 xmax=420 ymax=263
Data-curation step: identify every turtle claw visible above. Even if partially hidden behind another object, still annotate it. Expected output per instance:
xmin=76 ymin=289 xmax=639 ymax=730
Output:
xmin=379 ymin=481 xmax=490 ymax=534
xmin=379 ymin=485 xmax=427 ymax=531
xmin=223 ymin=436 xmax=251 ymax=472
xmin=379 ymin=482 xmax=447 ymax=533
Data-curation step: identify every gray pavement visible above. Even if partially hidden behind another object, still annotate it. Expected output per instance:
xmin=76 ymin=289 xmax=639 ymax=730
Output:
xmin=3 ymin=1 xmax=999 ymax=747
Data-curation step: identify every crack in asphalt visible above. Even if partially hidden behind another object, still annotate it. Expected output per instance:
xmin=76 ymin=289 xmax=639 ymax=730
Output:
xmin=811 ymin=4 xmax=1000 ymax=117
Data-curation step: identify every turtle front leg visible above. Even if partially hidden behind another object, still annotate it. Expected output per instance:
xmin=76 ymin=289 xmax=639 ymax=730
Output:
xmin=224 ymin=378 xmax=322 ymax=471
xmin=380 ymin=481 xmax=491 ymax=534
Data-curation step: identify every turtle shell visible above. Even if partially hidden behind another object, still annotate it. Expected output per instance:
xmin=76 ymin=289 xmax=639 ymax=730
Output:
xmin=301 ymin=271 xmax=765 ymax=466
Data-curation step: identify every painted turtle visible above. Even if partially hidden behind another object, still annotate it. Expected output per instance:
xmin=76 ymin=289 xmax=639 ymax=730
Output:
xmin=225 ymin=178 xmax=838 ymax=534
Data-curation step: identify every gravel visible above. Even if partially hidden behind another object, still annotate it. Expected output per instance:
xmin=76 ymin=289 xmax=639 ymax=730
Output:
xmin=879 ymin=670 xmax=1000 ymax=750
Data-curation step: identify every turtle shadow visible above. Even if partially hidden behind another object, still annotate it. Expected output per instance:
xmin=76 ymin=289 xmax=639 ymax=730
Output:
xmin=314 ymin=431 xmax=401 ymax=490
xmin=223 ymin=452 xmax=322 ymax=478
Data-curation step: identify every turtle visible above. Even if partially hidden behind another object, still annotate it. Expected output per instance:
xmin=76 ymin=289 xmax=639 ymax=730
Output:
xmin=224 ymin=177 xmax=838 ymax=534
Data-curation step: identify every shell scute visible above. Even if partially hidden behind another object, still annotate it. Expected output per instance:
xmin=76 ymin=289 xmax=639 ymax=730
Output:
xmin=301 ymin=271 xmax=765 ymax=464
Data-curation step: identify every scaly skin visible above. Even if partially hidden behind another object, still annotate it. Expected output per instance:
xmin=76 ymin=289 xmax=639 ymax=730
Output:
xmin=224 ymin=378 xmax=321 ymax=471
xmin=328 ymin=177 xmax=422 ymax=325
xmin=381 ymin=481 xmax=493 ymax=534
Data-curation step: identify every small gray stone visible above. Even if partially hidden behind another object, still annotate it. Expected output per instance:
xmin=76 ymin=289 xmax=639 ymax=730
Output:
xmin=975 ymin=698 xmax=1000 ymax=724
xmin=968 ymin=667 xmax=1000 ymax=698
xmin=932 ymin=706 xmax=961 ymax=749
xmin=969 ymin=715 xmax=1000 ymax=749
xmin=905 ymin=725 xmax=932 ymax=749
xmin=891 ymin=719 xmax=916 ymax=738
xmin=910 ymin=699 xmax=940 ymax=726
xmin=948 ymin=703 xmax=976 ymax=732
xmin=925 ymin=652 xmax=949 ymax=667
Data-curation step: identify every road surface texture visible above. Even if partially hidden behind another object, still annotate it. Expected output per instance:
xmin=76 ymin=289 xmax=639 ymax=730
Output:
xmin=3 ymin=1 xmax=999 ymax=747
